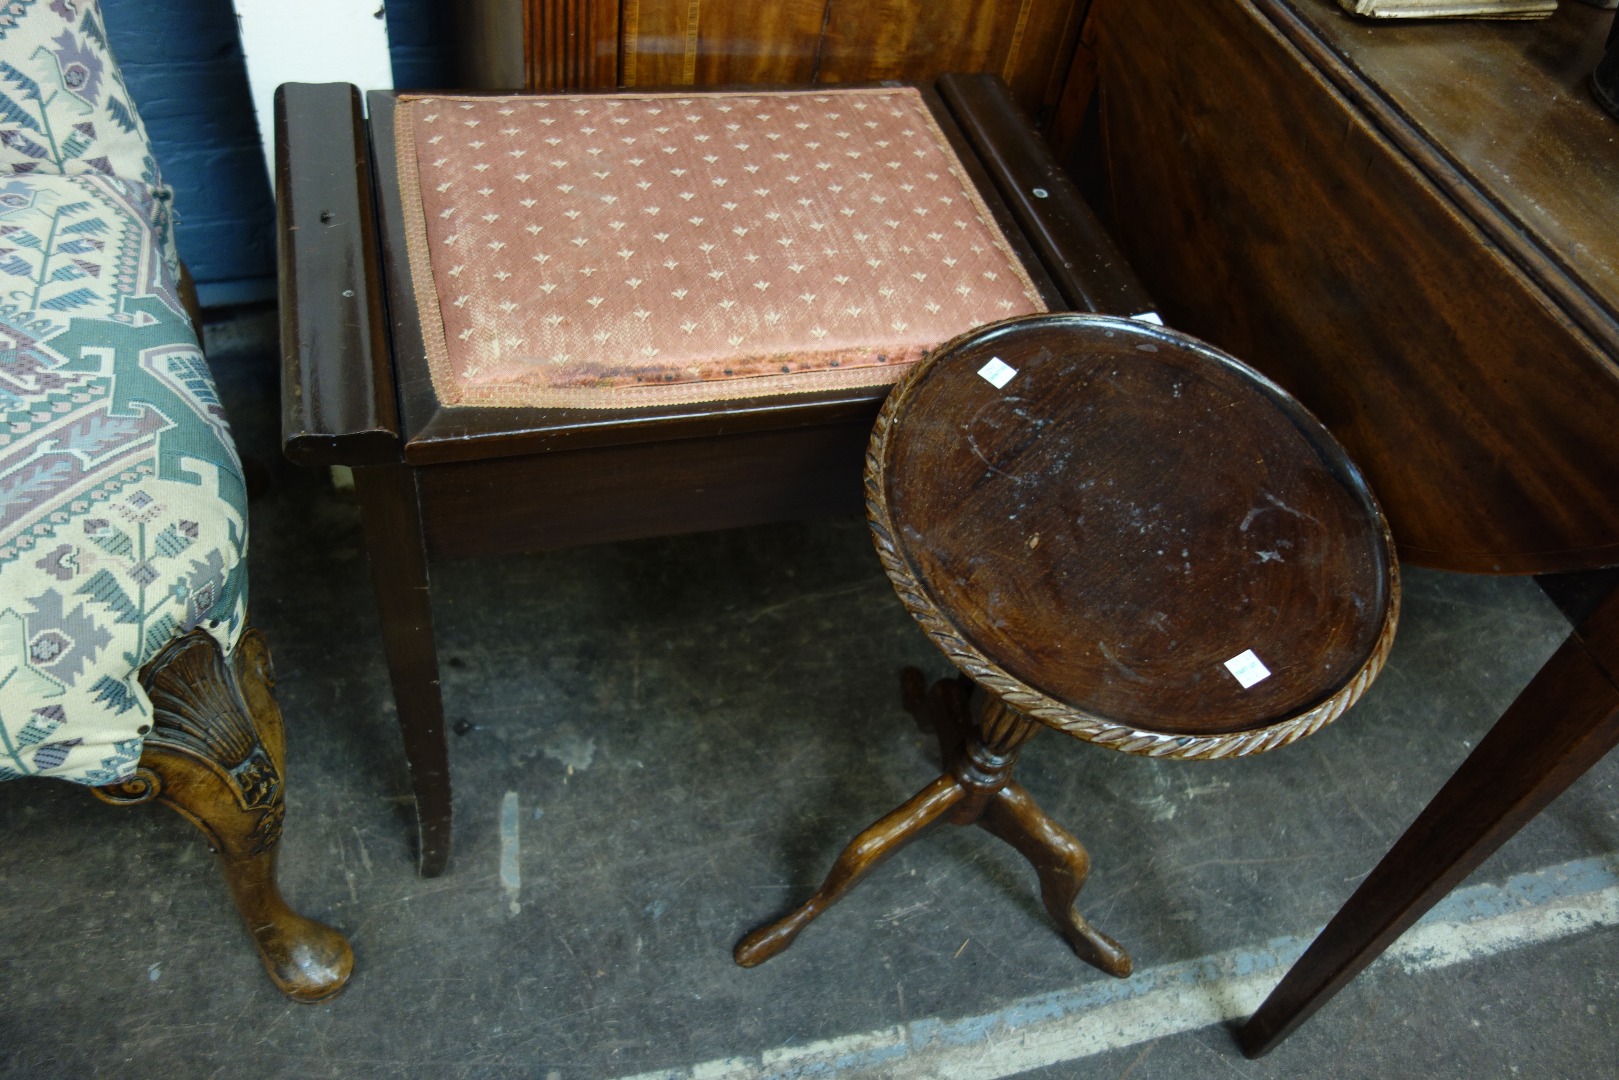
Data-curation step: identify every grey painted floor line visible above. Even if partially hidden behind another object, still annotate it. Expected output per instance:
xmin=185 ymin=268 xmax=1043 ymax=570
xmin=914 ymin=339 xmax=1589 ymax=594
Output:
xmin=615 ymin=854 xmax=1619 ymax=1080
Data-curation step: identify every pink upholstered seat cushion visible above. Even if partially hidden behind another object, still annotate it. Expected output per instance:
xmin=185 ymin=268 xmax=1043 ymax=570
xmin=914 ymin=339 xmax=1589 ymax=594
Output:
xmin=394 ymin=87 xmax=1047 ymax=409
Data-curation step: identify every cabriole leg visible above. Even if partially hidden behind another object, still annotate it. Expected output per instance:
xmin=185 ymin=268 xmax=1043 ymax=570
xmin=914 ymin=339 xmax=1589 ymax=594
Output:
xmin=979 ymin=781 xmax=1131 ymax=976
xmin=733 ymin=774 xmax=967 ymax=967
xmin=97 ymin=628 xmax=354 ymax=1003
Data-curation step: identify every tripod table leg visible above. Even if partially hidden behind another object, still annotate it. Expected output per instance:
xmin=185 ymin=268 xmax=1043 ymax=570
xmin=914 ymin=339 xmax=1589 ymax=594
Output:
xmin=979 ymin=780 xmax=1132 ymax=977
xmin=734 ymin=773 xmax=968 ymax=967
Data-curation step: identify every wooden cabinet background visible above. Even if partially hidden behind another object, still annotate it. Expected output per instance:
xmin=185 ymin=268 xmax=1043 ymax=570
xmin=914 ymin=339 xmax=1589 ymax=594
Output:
xmin=1085 ymin=0 xmax=1619 ymax=573
xmin=454 ymin=0 xmax=1088 ymax=123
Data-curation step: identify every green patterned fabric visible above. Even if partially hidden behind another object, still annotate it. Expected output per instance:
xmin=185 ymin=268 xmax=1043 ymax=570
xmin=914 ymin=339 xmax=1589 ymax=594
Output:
xmin=0 ymin=0 xmax=175 ymax=277
xmin=0 ymin=0 xmax=246 ymax=785
xmin=0 ymin=0 xmax=160 ymax=179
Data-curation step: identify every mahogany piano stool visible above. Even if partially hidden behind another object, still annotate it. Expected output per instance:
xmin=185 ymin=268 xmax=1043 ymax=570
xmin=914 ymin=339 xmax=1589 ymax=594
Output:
xmin=735 ymin=312 xmax=1400 ymax=975
xmin=276 ymin=75 xmax=1168 ymax=877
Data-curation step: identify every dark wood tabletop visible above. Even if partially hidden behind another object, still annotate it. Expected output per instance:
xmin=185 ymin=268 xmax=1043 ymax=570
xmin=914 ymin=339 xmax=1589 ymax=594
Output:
xmin=1286 ymin=0 xmax=1619 ymax=342
xmin=868 ymin=314 xmax=1397 ymax=747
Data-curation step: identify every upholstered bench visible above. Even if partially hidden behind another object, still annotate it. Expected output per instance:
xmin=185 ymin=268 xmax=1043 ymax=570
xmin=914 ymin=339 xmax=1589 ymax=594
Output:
xmin=0 ymin=0 xmax=351 ymax=1001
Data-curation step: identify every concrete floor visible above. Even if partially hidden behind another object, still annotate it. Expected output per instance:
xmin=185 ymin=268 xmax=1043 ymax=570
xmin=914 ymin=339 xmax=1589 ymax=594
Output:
xmin=2 ymin=309 xmax=1616 ymax=1078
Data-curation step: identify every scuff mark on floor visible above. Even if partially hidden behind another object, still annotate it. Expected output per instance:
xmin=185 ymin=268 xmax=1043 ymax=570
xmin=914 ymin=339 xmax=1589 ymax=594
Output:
xmin=544 ymin=732 xmax=597 ymax=773
xmin=500 ymin=791 xmax=522 ymax=916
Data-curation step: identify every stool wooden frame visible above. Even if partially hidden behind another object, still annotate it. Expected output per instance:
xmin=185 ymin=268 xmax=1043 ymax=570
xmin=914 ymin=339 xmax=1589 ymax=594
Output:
xmin=276 ymin=75 xmax=1153 ymax=876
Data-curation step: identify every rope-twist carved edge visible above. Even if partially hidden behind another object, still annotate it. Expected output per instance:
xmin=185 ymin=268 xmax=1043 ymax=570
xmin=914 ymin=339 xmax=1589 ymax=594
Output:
xmin=864 ymin=346 xmax=1402 ymax=761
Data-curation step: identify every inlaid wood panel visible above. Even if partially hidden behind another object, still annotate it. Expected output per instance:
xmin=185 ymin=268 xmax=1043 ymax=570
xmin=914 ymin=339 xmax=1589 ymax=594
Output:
xmin=533 ymin=0 xmax=620 ymax=89
xmin=819 ymin=0 xmax=1082 ymax=118
xmin=620 ymin=0 xmax=825 ymax=86
xmin=456 ymin=0 xmax=1090 ymax=121
xmin=456 ymin=0 xmax=620 ymax=90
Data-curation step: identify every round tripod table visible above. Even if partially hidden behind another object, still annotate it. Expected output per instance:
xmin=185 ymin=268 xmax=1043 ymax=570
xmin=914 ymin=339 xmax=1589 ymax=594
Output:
xmin=735 ymin=313 xmax=1400 ymax=976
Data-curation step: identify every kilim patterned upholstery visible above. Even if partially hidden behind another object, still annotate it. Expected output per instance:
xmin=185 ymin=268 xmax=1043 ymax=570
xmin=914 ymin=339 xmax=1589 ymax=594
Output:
xmin=0 ymin=0 xmax=247 ymax=784
xmin=394 ymin=88 xmax=1047 ymax=408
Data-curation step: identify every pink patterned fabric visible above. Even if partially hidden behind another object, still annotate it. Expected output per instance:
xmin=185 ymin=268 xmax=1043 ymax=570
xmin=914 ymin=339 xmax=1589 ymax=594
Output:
xmin=395 ymin=87 xmax=1047 ymax=408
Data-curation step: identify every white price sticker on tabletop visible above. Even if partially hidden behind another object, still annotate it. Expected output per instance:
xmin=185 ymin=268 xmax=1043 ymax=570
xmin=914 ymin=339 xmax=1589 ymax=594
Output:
xmin=1224 ymin=649 xmax=1271 ymax=689
xmin=978 ymin=356 xmax=1018 ymax=388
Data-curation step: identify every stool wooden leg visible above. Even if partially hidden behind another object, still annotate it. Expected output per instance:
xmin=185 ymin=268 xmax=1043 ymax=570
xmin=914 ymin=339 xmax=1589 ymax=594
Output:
xmin=979 ymin=781 xmax=1132 ymax=976
xmin=96 ymin=629 xmax=354 ymax=1002
xmin=354 ymin=463 xmax=453 ymax=878
xmin=736 ymin=673 xmax=1130 ymax=975
xmin=733 ymin=774 xmax=967 ymax=966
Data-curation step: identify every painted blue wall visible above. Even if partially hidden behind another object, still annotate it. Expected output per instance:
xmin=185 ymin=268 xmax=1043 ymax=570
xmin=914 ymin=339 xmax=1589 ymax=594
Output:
xmin=100 ymin=0 xmax=452 ymax=307
xmin=389 ymin=0 xmax=456 ymax=91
